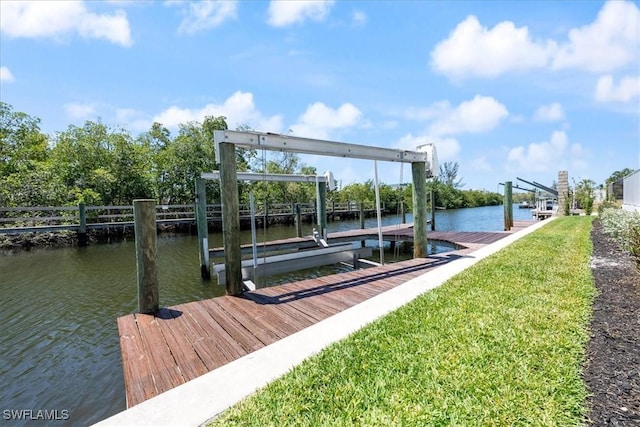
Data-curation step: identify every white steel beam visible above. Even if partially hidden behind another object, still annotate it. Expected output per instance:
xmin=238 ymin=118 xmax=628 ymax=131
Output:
xmin=214 ymin=130 xmax=429 ymax=164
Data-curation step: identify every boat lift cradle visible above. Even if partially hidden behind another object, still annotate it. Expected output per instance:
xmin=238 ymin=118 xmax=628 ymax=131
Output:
xmin=202 ymin=171 xmax=372 ymax=289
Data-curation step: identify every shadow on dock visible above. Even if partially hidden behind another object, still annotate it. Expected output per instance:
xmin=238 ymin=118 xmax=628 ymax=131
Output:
xmin=243 ymin=254 xmax=462 ymax=305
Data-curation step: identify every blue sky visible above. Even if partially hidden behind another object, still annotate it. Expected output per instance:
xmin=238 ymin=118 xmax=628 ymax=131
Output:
xmin=1 ymin=0 xmax=639 ymax=192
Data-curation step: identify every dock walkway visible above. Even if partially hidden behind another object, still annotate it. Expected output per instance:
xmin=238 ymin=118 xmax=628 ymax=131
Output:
xmin=118 ymin=221 xmax=534 ymax=408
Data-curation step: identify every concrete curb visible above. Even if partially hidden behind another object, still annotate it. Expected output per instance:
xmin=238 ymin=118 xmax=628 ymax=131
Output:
xmin=92 ymin=217 xmax=555 ymax=427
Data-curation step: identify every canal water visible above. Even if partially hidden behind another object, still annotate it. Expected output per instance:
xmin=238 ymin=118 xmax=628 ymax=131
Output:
xmin=0 ymin=205 xmax=533 ymax=426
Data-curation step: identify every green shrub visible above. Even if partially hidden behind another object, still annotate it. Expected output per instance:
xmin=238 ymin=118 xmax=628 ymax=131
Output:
xmin=597 ymin=200 xmax=617 ymax=216
xmin=600 ymin=207 xmax=640 ymax=271
xmin=629 ymin=224 xmax=640 ymax=274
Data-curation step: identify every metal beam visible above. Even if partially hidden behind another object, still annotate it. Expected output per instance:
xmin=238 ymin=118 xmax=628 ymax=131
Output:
xmin=516 ymin=177 xmax=558 ymax=196
xmin=202 ymin=171 xmax=329 ymax=183
xmin=533 ymin=181 xmax=559 ymax=196
xmin=499 ymin=182 xmax=536 ymax=193
xmin=214 ymin=130 xmax=430 ymax=164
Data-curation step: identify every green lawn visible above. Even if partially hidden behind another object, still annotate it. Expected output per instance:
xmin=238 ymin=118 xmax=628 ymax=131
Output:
xmin=211 ymin=217 xmax=596 ymax=426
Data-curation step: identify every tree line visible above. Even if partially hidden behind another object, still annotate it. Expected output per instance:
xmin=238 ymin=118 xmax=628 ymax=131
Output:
xmin=1 ymin=101 xmax=503 ymax=212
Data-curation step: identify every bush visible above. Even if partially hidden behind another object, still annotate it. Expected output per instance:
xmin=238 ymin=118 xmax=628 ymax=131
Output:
xmin=597 ymin=200 xmax=617 ymax=216
xmin=629 ymin=224 xmax=640 ymax=274
xmin=600 ymin=207 xmax=640 ymax=271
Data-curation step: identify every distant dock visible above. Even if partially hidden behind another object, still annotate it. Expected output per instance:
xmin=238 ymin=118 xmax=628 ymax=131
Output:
xmin=117 ymin=220 xmax=534 ymax=408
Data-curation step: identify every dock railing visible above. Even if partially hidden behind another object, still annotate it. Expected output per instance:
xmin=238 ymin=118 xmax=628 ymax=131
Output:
xmin=0 ymin=201 xmax=376 ymax=234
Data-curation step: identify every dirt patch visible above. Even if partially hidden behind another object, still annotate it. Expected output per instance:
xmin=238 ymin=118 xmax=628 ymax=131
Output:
xmin=586 ymin=219 xmax=640 ymax=425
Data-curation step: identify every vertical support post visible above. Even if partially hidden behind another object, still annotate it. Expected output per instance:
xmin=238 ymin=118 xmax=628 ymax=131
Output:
xmin=504 ymin=181 xmax=513 ymax=231
xmin=295 ymin=203 xmax=302 ymax=238
xmin=400 ymin=200 xmax=406 ymax=224
xmin=195 ymin=178 xmax=210 ymax=279
xmin=219 ymin=142 xmax=243 ymax=296
xmin=249 ymin=192 xmax=259 ymax=285
xmin=317 ymin=181 xmax=327 ymax=239
xmin=134 ymin=199 xmax=159 ymax=314
xmin=359 ymin=201 xmax=365 ymax=247
xmin=430 ymin=186 xmax=436 ymax=231
xmin=78 ymin=202 xmax=88 ymax=247
xmin=412 ymin=162 xmax=428 ymax=258
xmin=374 ymin=160 xmax=384 ymax=265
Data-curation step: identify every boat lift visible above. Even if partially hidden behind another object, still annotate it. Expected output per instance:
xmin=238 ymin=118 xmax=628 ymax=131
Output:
xmin=201 ymin=171 xmax=372 ymax=289
xmin=211 ymin=130 xmax=438 ymax=295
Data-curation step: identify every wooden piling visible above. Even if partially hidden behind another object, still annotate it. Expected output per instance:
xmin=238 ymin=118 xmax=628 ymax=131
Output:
xmin=317 ymin=181 xmax=327 ymax=239
xmin=412 ymin=162 xmax=428 ymax=258
xmin=359 ymin=202 xmax=365 ymax=247
xmin=430 ymin=187 xmax=436 ymax=231
xmin=294 ymin=203 xmax=302 ymax=238
xmin=133 ymin=199 xmax=159 ymax=314
xmin=218 ymin=142 xmax=243 ymax=296
xmin=195 ymin=178 xmax=210 ymax=279
xmin=77 ymin=202 xmax=88 ymax=247
xmin=504 ymin=181 xmax=513 ymax=231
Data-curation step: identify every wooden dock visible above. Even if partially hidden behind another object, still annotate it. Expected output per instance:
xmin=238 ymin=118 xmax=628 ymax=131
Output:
xmin=118 ymin=221 xmax=535 ymax=408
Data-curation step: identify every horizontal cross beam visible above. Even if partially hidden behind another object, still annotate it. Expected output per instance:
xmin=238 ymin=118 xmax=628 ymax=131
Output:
xmin=214 ymin=130 xmax=430 ymax=164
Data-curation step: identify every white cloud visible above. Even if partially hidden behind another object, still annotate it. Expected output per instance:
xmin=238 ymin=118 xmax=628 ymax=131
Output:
xmin=395 ymin=134 xmax=460 ymax=163
xmin=430 ymin=15 xmax=552 ymax=78
xmin=64 ymin=102 xmax=97 ymax=120
xmin=533 ymin=102 xmax=565 ymax=122
xmin=0 ymin=66 xmax=15 ymax=82
xmin=173 ymin=0 xmax=237 ymax=35
xmin=290 ymin=102 xmax=362 ymax=139
xmin=428 ymin=95 xmax=509 ymax=136
xmin=115 ymin=108 xmax=152 ymax=132
xmin=267 ymin=0 xmax=334 ymax=27
xmin=594 ymin=75 xmax=640 ymax=103
xmin=431 ymin=1 xmax=640 ymax=79
xmin=507 ymin=130 xmax=587 ymax=173
xmin=471 ymin=156 xmax=492 ymax=172
xmin=153 ymin=91 xmax=283 ymax=131
xmin=352 ymin=10 xmax=367 ymax=27
xmin=552 ymin=1 xmax=640 ymax=73
xmin=0 ymin=1 xmax=132 ymax=46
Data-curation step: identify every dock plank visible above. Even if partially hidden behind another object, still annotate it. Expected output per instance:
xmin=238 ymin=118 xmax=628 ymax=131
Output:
xmin=117 ymin=316 xmax=157 ymax=407
xmin=198 ymin=299 xmax=266 ymax=352
xmin=134 ymin=313 xmax=186 ymax=394
xmin=149 ymin=308 xmax=210 ymax=382
xmin=183 ymin=302 xmax=247 ymax=364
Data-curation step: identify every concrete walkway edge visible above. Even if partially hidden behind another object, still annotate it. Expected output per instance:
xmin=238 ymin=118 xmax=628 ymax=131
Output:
xmin=92 ymin=218 xmax=555 ymax=427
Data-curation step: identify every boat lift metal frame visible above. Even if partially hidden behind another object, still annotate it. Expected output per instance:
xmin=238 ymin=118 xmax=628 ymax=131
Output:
xmin=212 ymin=130 xmax=438 ymax=295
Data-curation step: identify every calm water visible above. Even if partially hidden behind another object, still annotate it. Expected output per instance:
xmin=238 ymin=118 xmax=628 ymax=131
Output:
xmin=0 ymin=205 xmax=533 ymax=426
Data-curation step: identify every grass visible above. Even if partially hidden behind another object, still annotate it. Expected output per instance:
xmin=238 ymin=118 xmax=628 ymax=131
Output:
xmin=210 ymin=217 xmax=596 ymax=426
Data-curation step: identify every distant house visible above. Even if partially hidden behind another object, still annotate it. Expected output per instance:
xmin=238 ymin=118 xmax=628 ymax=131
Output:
xmin=608 ymin=178 xmax=624 ymax=201
xmin=622 ymin=169 xmax=640 ymax=212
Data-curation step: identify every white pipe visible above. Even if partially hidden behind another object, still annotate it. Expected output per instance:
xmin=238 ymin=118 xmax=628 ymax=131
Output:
xmin=374 ymin=160 xmax=384 ymax=265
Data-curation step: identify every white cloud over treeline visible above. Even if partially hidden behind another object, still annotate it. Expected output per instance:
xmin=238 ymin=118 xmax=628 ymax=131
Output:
xmin=0 ymin=1 xmax=133 ymax=46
